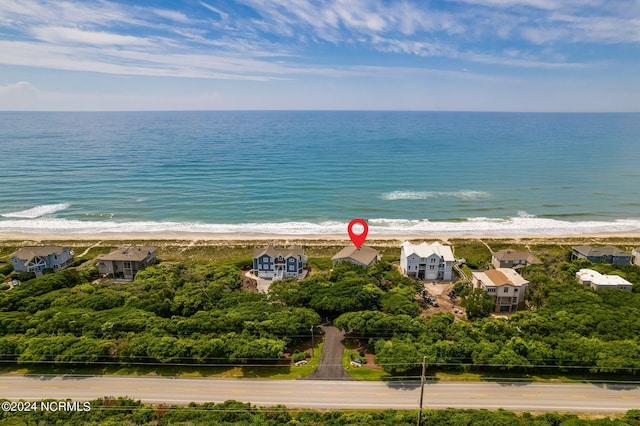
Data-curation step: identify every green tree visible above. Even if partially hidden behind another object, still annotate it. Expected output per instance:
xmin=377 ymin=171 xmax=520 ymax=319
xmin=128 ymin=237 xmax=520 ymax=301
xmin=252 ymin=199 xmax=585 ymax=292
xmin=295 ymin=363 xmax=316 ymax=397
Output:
xmin=461 ymin=288 xmax=494 ymax=320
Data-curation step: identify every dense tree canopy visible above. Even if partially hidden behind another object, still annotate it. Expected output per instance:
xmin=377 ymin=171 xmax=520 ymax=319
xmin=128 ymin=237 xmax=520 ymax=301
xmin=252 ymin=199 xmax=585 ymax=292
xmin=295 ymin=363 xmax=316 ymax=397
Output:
xmin=0 ymin=397 xmax=638 ymax=425
xmin=2 ymin=246 xmax=640 ymax=377
xmin=0 ymin=261 xmax=319 ymax=365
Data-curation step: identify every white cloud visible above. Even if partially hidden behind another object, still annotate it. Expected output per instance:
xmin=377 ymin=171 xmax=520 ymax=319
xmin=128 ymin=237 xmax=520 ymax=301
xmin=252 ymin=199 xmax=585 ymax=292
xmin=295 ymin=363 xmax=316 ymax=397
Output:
xmin=30 ymin=26 xmax=152 ymax=46
xmin=236 ymin=0 xmax=462 ymax=40
xmin=0 ymin=0 xmax=136 ymax=28
xmin=451 ymin=0 xmax=606 ymax=11
xmin=0 ymin=40 xmax=292 ymax=80
xmin=548 ymin=14 xmax=640 ymax=44
xmin=0 ymin=81 xmax=37 ymax=94
xmin=152 ymin=8 xmax=191 ymax=24
xmin=0 ymin=81 xmax=39 ymax=109
xmin=199 ymin=2 xmax=229 ymax=20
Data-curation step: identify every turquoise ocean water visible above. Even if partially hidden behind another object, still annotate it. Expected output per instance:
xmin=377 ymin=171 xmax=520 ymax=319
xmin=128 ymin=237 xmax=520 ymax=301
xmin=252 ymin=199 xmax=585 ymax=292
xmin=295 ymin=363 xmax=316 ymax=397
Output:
xmin=1 ymin=111 xmax=639 ymax=236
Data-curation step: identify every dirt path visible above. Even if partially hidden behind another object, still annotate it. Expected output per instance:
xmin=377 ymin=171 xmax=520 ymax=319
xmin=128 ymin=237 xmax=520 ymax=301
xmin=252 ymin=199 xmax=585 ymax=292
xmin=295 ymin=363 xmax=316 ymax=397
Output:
xmin=479 ymin=239 xmax=494 ymax=254
xmin=77 ymin=241 xmax=103 ymax=257
xmin=304 ymin=325 xmax=353 ymax=381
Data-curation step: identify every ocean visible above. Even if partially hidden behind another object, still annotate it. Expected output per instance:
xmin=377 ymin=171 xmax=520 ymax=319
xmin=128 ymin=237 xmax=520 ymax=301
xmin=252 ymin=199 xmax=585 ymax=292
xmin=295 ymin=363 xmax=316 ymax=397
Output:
xmin=1 ymin=111 xmax=639 ymax=236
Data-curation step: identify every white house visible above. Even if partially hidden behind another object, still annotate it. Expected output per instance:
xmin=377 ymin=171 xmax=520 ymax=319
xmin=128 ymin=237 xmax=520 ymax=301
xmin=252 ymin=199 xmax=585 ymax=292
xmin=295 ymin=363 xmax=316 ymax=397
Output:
xmin=575 ymin=269 xmax=633 ymax=291
xmin=400 ymin=241 xmax=454 ymax=280
xmin=633 ymin=249 xmax=640 ymax=266
xmin=253 ymin=245 xmax=307 ymax=280
xmin=331 ymin=245 xmax=381 ymax=267
xmin=471 ymin=268 xmax=529 ymax=313
xmin=11 ymin=246 xmax=74 ymax=276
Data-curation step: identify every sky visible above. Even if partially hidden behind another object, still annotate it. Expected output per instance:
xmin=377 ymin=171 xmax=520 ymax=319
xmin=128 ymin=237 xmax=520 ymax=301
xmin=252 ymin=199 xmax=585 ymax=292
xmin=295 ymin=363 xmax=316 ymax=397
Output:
xmin=1 ymin=0 xmax=639 ymax=111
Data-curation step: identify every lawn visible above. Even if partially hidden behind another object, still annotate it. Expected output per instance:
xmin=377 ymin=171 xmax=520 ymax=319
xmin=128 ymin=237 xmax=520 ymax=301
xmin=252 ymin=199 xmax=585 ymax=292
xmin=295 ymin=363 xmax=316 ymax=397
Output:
xmin=0 ymin=341 xmax=324 ymax=380
xmin=342 ymin=339 xmax=392 ymax=381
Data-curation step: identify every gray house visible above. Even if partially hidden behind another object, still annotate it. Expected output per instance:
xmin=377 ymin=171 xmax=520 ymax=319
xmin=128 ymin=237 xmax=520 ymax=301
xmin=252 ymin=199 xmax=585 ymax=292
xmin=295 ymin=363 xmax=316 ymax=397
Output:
xmin=253 ymin=245 xmax=307 ymax=280
xmin=491 ymin=249 xmax=542 ymax=269
xmin=571 ymin=245 xmax=631 ymax=264
xmin=331 ymin=245 xmax=381 ymax=267
xmin=11 ymin=246 xmax=74 ymax=276
xmin=97 ymin=246 xmax=157 ymax=281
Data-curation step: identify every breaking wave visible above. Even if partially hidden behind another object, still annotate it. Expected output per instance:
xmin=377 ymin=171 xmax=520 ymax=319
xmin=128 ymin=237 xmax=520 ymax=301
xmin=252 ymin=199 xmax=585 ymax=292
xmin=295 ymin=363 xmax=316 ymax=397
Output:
xmin=0 ymin=216 xmax=639 ymax=237
xmin=1 ymin=203 xmax=70 ymax=219
xmin=381 ymin=191 xmax=490 ymax=200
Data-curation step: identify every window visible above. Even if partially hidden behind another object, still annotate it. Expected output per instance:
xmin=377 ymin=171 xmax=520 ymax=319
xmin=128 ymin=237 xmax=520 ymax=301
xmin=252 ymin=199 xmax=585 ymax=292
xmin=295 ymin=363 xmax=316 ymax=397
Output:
xmin=512 ymin=297 xmax=518 ymax=303
xmin=514 ymin=288 xmax=518 ymax=292
xmin=503 ymin=287 xmax=509 ymax=293
xmin=488 ymin=288 xmax=496 ymax=293
xmin=431 ymin=258 xmax=436 ymax=263
xmin=430 ymin=265 xmax=435 ymax=270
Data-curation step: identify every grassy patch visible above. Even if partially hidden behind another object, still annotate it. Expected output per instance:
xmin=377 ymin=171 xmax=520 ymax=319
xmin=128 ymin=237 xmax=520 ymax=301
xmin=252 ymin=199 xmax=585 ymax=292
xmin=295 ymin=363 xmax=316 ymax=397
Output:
xmin=0 ymin=341 xmax=324 ymax=380
xmin=342 ymin=339 xmax=392 ymax=381
xmin=449 ymin=239 xmax=492 ymax=269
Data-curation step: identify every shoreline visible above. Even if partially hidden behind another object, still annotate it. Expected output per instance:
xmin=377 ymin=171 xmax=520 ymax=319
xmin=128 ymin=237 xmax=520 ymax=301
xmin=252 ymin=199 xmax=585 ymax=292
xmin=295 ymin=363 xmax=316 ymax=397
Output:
xmin=2 ymin=231 xmax=640 ymax=242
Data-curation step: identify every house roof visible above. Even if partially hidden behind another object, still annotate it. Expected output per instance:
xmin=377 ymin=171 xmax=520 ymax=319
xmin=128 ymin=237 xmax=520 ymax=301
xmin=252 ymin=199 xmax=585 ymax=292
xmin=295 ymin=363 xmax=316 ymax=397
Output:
xmin=576 ymin=269 xmax=632 ymax=287
xmin=253 ymin=245 xmax=305 ymax=259
xmin=474 ymin=268 xmax=529 ymax=287
xmin=401 ymin=241 xmax=454 ymax=261
xmin=572 ymin=245 xmax=629 ymax=257
xmin=97 ymin=246 xmax=156 ymax=262
xmin=11 ymin=246 xmax=69 ymax=266
xmin=332 ymin=245 xmax=380 ymax=265
xmin=493 ymin=249 xmax=542 ymax=264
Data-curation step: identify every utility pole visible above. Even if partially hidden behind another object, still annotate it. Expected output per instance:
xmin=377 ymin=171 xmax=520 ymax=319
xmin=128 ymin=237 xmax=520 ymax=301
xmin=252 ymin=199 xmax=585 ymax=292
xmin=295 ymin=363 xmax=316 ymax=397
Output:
xmin=417 ymin=356 xmax=427 ymax=426
xmin=310 ymin=325 xmax=314 ymax=358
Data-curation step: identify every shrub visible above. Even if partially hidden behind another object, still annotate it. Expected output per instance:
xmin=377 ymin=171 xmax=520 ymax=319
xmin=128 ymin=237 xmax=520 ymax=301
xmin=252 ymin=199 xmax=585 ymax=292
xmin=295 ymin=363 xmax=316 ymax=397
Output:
xmin=15 ymin=271 xmax=36 ymax=282
xmin=292 ymin=351 xmax=308 ymax=363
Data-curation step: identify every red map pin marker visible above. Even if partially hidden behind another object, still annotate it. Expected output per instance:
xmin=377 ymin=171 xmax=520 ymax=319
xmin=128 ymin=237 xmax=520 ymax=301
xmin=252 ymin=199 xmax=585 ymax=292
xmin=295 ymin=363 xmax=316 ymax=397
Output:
xmin=348 ymin=218 xmax=368 ymax=248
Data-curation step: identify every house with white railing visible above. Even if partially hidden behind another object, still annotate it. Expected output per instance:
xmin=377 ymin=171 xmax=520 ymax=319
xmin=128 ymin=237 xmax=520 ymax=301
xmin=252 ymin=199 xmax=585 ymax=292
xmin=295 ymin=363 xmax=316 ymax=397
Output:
xmin=400 ymin=241 xmax=453 ymax=280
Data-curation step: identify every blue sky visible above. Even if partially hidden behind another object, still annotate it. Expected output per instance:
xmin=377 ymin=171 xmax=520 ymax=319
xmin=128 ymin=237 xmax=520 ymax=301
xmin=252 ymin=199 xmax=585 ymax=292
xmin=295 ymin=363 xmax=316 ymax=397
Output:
xmin=1 ymin=0 xmax=639 ymax=111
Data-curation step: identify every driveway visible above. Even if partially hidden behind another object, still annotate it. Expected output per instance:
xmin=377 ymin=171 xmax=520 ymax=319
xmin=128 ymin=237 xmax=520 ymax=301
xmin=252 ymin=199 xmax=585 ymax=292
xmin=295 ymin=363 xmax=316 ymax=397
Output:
xmin=304 ymin=325 xmax=353 ymax=380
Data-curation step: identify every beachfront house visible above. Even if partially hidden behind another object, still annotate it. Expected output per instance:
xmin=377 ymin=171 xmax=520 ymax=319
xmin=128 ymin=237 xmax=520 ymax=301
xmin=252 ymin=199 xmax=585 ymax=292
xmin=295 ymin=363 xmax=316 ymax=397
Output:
xmin=576 ymin=269 xmax=633 ymax=291
xmin=571 ymin=245 xmax=631 ymax=264
xmin=400 ymin=241 xmax=454 ymax=280
xmin=331 ymin=245 xmax=381 ymax=267
xmin=491 ymin=249 xmax=542 ymax=269
xmin=633 ymin=249 xmax=640 ymax=266
xmin=11 ymin=246 xmax=74 ymax=276
xmin=252 ymin=245 xmax=307 ymax=280
xmin=472 ymin=268 xmax=529 ymax=313
xmin=97 ymin=246 xmax=157 ymax=281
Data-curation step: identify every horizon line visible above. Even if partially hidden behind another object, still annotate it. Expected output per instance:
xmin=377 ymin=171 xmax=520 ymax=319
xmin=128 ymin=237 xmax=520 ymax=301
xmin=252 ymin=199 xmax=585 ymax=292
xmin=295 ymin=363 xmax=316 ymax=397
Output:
xmin=1 ymin=109 xmax=639 ymax=114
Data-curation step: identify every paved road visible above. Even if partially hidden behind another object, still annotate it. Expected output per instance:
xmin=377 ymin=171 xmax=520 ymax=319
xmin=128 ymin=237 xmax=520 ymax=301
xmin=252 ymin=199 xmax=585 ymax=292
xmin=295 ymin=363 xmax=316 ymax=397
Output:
xmin=2 ymin=375 xmax=640 ymax=413
xmin=305 ymin=325 xmax=353 ymax=380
